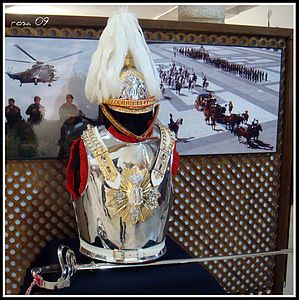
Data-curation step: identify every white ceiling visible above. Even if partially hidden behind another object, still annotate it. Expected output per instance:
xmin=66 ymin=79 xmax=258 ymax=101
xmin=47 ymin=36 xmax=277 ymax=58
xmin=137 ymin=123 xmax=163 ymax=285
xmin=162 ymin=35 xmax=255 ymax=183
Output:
xmin=4 ymin=4 xmax=257 ymax=20
xmin=5 ymin=4 xmax=293 ymax=28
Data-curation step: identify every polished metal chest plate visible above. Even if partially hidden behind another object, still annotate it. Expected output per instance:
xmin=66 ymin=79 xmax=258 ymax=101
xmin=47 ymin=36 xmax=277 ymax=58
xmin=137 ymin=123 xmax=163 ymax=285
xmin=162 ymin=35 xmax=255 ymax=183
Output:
xmin=73 ymin=124 xmax=175 ymax=262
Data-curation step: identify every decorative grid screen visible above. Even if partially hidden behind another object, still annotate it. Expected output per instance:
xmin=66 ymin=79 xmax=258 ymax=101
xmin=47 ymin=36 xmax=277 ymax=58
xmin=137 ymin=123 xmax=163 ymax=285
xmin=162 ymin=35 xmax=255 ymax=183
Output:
xmin=5 ymin=23 xmax=288 ymax=295
xmin=5 ymin=160 xmax=76 ymax=295
xmin=169 ymin=154 xmax=281 ymax=294
xmin=5 ymin=152 xmax=281 ymax=295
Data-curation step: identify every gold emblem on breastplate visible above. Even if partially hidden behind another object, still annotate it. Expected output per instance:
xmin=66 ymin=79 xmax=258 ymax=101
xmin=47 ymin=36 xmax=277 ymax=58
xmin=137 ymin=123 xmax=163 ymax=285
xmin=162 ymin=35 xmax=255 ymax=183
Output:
xmin=82 ymin=124 xmax=174 ymax=225
xmin=106 ymin=165 xmax=161 ymax=224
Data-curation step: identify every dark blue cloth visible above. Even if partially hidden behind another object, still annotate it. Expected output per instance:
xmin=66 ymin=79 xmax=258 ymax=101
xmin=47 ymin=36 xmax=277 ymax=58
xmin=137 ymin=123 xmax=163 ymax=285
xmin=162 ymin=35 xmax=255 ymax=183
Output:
xmin=20 ymin=236 xmax=226 ymax=295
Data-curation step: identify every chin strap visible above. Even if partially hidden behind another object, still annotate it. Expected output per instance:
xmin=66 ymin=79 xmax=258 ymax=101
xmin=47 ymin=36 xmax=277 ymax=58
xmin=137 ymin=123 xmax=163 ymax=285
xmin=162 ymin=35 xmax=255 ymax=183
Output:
xmin=100 ymin=104 xmax=160 ymax=141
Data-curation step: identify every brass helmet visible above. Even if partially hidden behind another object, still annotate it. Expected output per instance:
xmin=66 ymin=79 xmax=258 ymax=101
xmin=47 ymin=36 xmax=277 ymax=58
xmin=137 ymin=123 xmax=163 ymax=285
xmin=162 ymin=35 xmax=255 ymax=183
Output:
xmin=85 ymin=11 xmax=161 ymax=115
xmin=102 ymin=50 xmax=157 ymax=114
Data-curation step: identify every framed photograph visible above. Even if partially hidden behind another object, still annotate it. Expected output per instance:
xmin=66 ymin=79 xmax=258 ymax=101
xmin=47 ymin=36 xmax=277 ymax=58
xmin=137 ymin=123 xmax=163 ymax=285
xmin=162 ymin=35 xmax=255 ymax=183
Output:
xmin=4 ymin=13 xmax=293 ymax=296
xmin=148 ymin=42 xmax=282 ymax=155
xmin=4 ymin=22 xmax=283 ymax=159
xmin=5 ymin=36 xmax=100 ymax=159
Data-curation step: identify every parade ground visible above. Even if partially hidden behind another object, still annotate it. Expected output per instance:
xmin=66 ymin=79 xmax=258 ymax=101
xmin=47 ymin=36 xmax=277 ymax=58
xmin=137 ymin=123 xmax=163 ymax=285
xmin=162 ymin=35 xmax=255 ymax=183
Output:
xmin=149 ymin=43 xmax=281 ymax=156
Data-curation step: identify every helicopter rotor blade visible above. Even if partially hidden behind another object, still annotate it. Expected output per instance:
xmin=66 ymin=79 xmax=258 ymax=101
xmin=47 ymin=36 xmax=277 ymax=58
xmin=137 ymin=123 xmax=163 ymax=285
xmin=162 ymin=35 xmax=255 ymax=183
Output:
xmin=14 ymin=44 xmax=39 ymax=62
xmin=44 ymin=51 xmax=83 ymax=63
xmin=5 ymin=58 xmax=34 ymax=64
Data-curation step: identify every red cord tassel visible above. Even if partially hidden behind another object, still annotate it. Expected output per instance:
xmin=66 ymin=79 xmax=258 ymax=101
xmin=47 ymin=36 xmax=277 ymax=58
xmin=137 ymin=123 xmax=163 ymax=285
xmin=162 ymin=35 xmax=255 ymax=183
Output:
xmin=25 ymin=274 xmax=43 ymax=295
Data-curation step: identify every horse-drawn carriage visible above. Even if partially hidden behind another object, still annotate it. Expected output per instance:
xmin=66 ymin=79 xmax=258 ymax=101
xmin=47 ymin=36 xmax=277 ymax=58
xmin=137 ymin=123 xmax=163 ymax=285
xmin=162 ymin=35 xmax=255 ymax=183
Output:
xmin=217 ymin=111 xmax=250 ymax=132
xmin=194 ymin=92 xmax=253 ymax=135
xmin=194 ymin=92 xmax=225 ymax=130
xmin=216 ymin=113 xmax=245 ymax=131
xmin=194 ymin=92 xmax=214 ymax=111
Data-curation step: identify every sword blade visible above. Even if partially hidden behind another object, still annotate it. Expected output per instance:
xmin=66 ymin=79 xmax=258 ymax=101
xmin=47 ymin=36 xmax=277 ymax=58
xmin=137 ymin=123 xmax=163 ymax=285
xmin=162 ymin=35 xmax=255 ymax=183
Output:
xmin=76 ymin=248 xmax=293 ymax=271
xmin=31 ymin=247 xmax=293 ymax=290
xmin=33 ymin=248 xmax=293 ymax=275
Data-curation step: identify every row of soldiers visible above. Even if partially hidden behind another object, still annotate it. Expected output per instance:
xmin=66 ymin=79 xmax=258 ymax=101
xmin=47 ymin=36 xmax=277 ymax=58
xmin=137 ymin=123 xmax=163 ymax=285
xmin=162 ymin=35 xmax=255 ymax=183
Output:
xmin=174 ymin=46 xmax=269 ymax=83
xmin=5 ymin=96 xmax=45 ymax=127
xmin=174 ymin=46 xmax=210 ymax=61
xmin=205 ymin=56 xmax=268 ymax=82
xmin=159 ymin=62 xmax=198 ymax=96
xmin=5 ymin=94 xmax=81 ymax=128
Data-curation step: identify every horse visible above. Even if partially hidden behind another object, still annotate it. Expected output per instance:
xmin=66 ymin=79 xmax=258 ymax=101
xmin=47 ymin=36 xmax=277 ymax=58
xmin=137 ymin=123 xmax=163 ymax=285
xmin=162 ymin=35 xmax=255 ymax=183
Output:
xmin=216 ymin=113 xmax=226 ymax=124
xmin=215 ymin=104 xmax=226 ymax=115
xmin=210 ymin=111 xmax=217 ymax=130
xmin=251 ymin=124 xmax=263 ymax=141
xmin=235 ymin=124 xmax=263 ymax=145
xmin=204 ymin=106 xmax=217 ymax=130
xmin=235 ymin=126 xmax=251 ymax=145
xmin=204 ymin=106 xmax=210 ymax=124
xmin=209 ymin=106 xmax=217 ymax=130
xmin=214 ymin=104 xmax=226 ymax=123
xmin=224 ymin=114 xmax=244 ymax=132
xmin=168 ymin=118 xmax=183 ymax=138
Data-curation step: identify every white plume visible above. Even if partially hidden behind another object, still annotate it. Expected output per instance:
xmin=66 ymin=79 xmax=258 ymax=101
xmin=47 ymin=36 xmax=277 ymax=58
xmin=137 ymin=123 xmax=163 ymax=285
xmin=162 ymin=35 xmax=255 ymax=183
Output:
xmin=85 ymin=9 xmax=161 ymax=103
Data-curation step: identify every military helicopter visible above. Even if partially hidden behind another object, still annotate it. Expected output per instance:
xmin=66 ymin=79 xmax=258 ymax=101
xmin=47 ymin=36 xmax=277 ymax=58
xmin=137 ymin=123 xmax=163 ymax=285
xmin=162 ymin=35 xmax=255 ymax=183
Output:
xmin=6 ymin=44 xmax=82 ymax=87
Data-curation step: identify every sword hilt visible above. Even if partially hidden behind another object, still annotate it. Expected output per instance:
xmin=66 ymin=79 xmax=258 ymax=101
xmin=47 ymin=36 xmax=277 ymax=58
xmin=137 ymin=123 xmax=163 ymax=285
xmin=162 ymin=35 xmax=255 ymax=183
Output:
xmin=31 ymin=264 xmax=61 ymax=275
xmin=30 ymin=245 xmax=77 ymax=290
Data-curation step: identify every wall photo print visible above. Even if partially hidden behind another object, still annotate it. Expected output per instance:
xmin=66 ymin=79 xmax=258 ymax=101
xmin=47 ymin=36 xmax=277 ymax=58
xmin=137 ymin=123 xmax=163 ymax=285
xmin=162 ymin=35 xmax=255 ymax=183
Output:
xmin=5 ymin=36 xmax=99 ymax=159
xmin=154 ymin=43 xmax=282 ymax=156
xmin=5 ymin=37 xmax=282 ymax=159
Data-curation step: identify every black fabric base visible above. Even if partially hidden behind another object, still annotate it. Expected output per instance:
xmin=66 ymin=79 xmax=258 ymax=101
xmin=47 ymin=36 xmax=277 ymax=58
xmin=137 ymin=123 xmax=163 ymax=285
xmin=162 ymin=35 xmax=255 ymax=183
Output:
xmin=20 ymin=235 xmax=226 ymax=295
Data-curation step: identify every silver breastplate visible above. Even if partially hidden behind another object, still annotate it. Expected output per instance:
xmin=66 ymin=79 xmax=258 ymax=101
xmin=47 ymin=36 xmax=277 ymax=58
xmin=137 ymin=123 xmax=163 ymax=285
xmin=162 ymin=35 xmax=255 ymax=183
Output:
xmin=73 ymin=123 xmax=175 ymax=263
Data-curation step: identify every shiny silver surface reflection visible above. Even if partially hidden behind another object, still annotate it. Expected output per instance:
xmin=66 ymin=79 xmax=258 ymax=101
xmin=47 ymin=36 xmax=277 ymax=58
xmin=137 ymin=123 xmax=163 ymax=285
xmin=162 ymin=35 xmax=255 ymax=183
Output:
xmin=73 ymin=125 xmax=173 ymax=263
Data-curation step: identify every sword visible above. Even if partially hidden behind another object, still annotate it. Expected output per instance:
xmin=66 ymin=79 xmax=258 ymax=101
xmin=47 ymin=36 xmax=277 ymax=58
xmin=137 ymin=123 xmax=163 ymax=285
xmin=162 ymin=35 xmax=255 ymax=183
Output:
xmin=29 ymin=245 xmax=293 ymax=291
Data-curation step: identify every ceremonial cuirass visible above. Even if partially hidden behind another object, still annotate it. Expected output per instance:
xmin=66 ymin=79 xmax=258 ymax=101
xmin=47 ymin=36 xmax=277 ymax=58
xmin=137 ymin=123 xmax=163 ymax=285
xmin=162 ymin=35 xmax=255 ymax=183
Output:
xmin=73 ymin=123 xmax=175 ymax=263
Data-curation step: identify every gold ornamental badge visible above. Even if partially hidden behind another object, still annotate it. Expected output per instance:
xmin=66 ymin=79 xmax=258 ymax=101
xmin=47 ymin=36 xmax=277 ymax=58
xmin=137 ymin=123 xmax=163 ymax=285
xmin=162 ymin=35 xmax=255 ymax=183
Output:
xmin=106 ymin=165 xmax=161 ymax=224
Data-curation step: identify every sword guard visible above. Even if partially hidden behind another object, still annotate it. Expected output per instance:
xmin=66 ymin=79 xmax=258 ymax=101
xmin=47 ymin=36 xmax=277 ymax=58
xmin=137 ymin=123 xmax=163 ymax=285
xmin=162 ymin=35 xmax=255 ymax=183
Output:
xmin=30 ymin=245 xmax=77 ymax=290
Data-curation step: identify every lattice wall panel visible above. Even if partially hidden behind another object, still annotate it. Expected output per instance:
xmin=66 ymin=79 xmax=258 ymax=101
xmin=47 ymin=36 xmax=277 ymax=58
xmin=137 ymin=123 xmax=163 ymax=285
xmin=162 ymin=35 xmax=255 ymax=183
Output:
xmin=5 ymin=153 xmax=282 ymax=295
xmin=5 ymin=160 xmax=78 ymax=295
xmin=4 ymin=16 xmax=290 ymax=296
xmin=167 ymin=154 xmax=281 ymax=295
